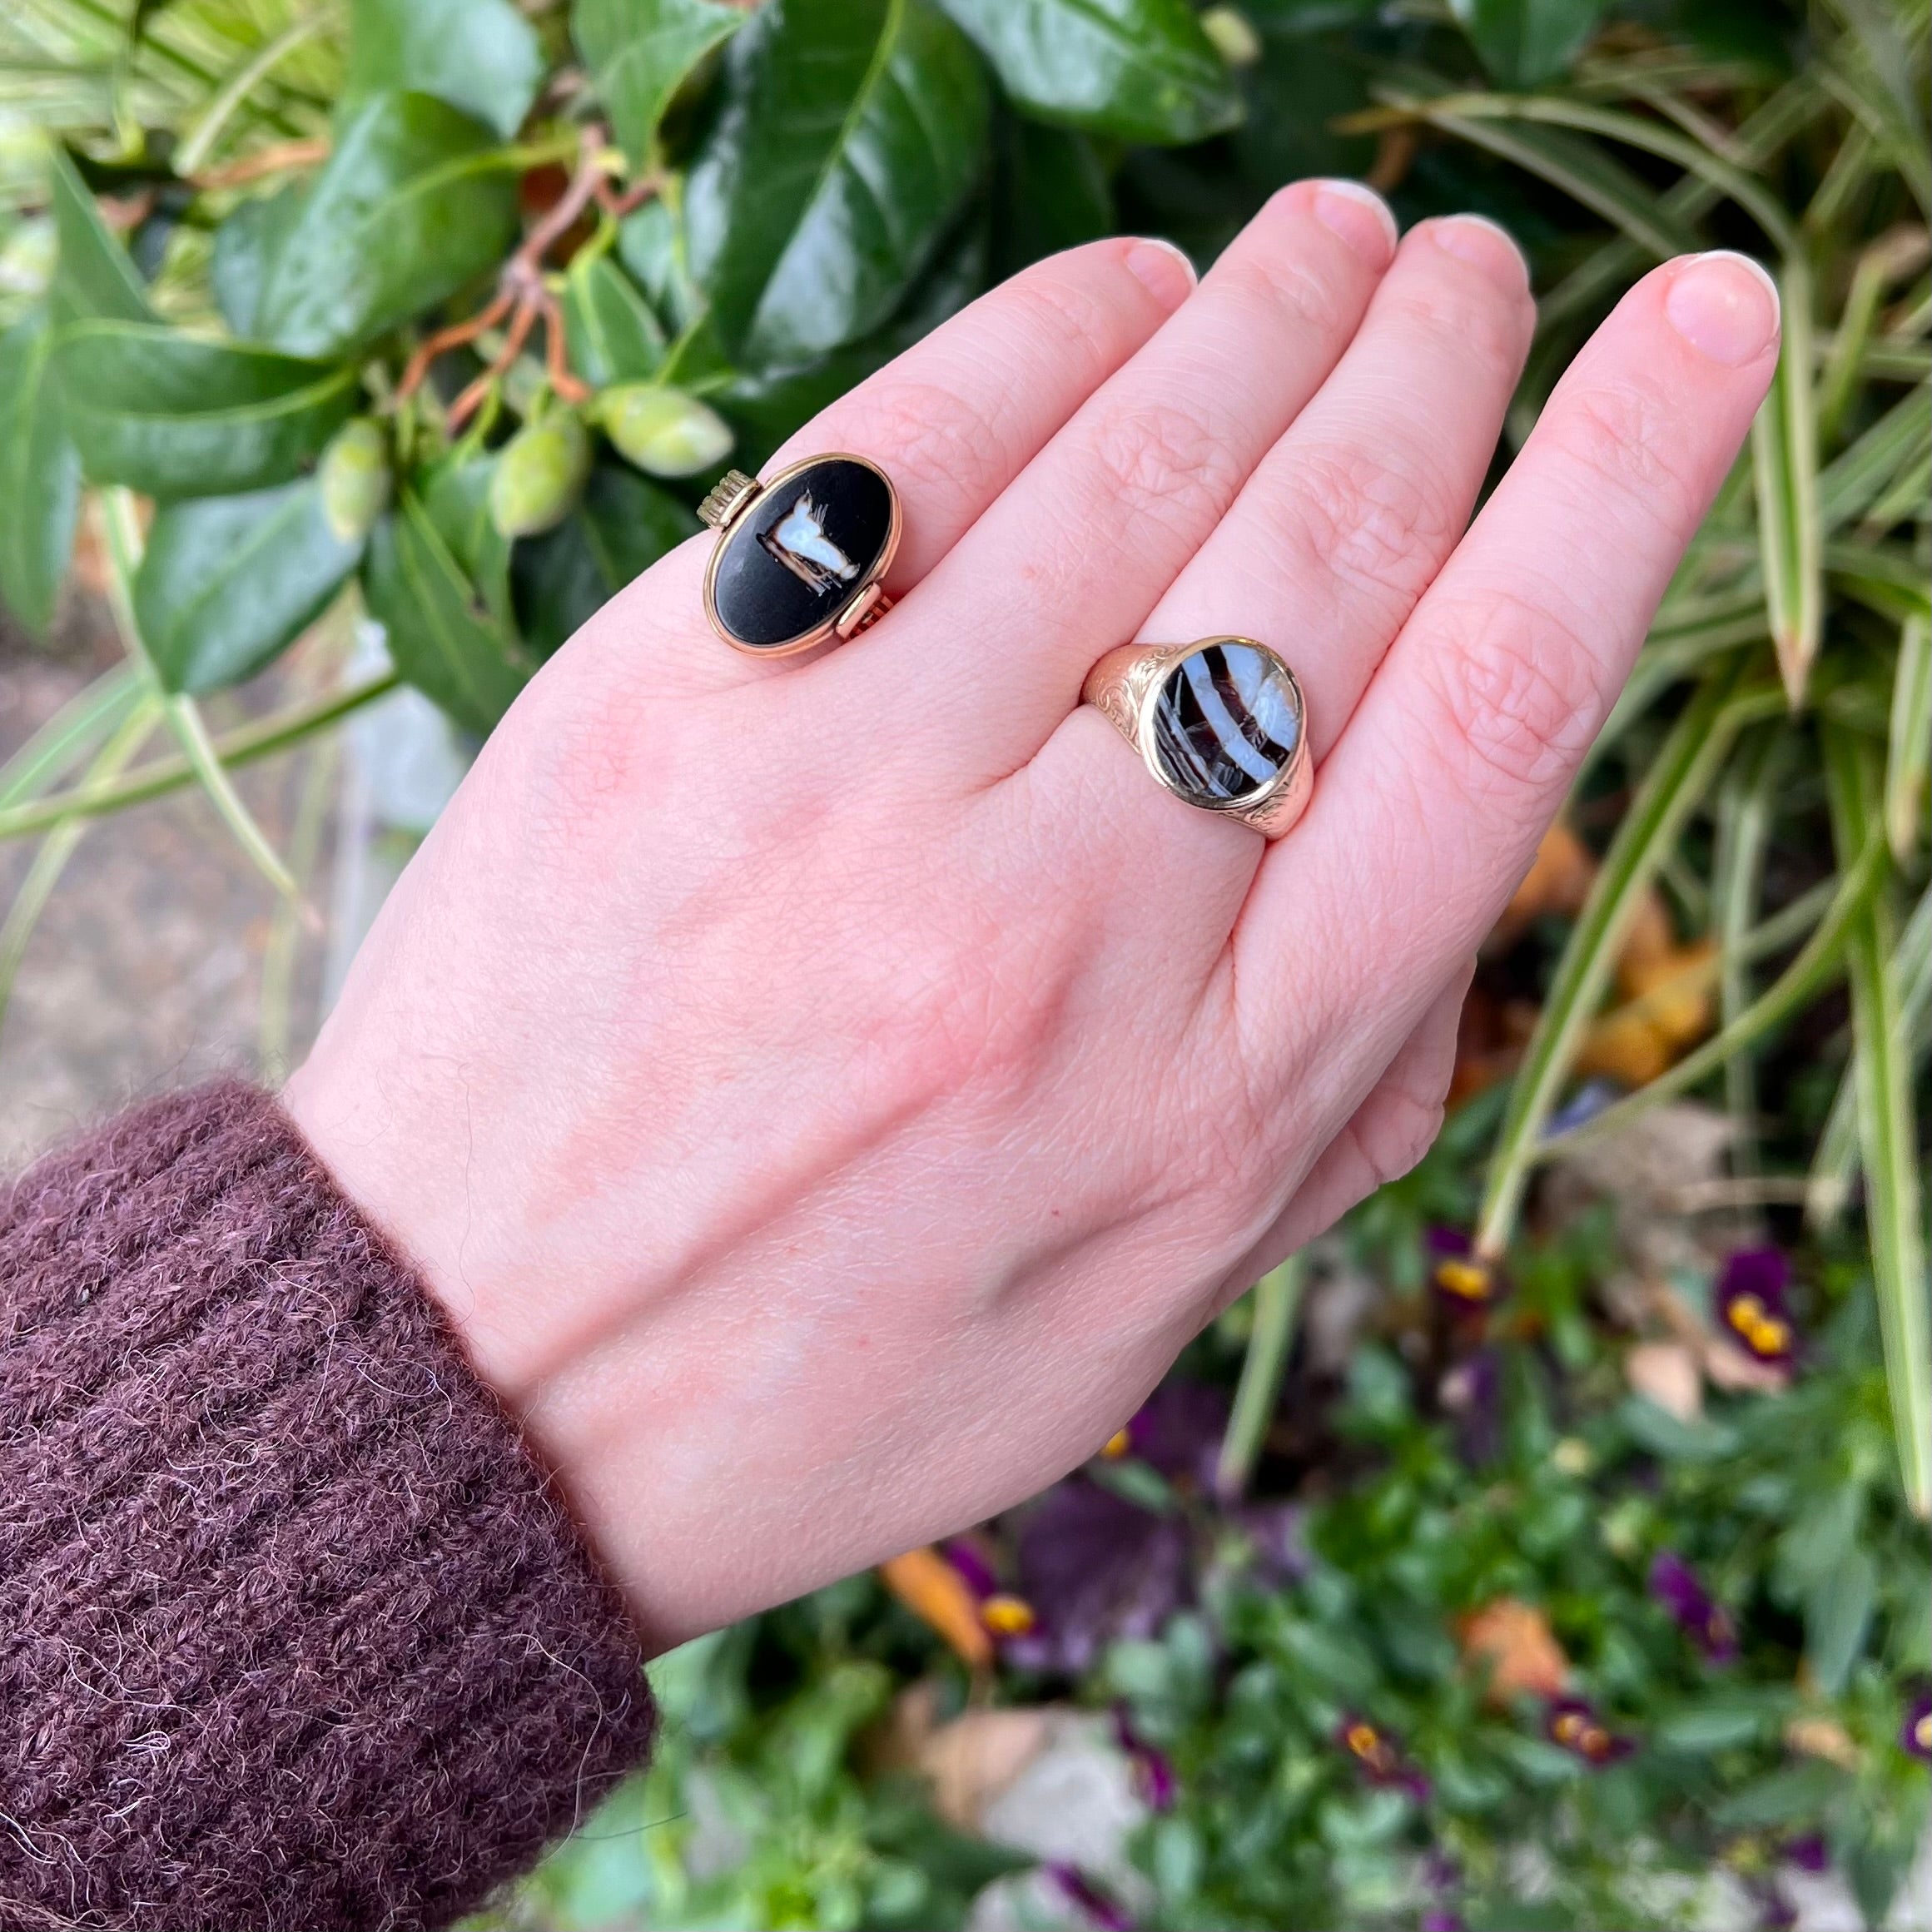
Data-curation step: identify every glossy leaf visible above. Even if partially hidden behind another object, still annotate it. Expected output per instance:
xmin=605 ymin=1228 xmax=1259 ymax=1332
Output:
xmin=1451 ymin=0 xmax=1608 ymax=88
xmin=211 ymin=185 xmax=301 ymax=339
xmin=55 ymin=322 xmax=359 ymax=499
xmin=0 ymin=307 xmax=82 ymax=638
xmin=936 ymin=0 xmax=1240 ymax=145
xmin=685 ymin=0 xmax=991 ymax=362
xmin=562 ymin=252 xmax=668 ymax=387
xmin=420 ymin=450 xmax=516 ymax=633
xmin=574 ymin=0 xmax=750 ymax=166
xmin=252 ymin=92 xmax=520 ymax=359
xmin=47 ymin=147 xmax=154 ymax=326
xmin=134 ymin=482 xmax=363 ymax=693
xmin=993 ymin=117 xmax=1113 ymax=276
xmin=1824 ymin=723 xmax=1931 ymax=1518
xmin=1751 ymin=257 xmax=1821 ymax=708
xmin=345 ymin=0 xmax=544 ymax=138
xmin=513 ymin=464 xmax=697 ymax=658
xmin=364 ymin=489 xmax=533 ymax=737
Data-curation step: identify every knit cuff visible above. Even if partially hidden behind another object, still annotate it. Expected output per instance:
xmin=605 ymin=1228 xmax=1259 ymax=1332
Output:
xmin=0 ymin=1080 xmax=654 ymax=1932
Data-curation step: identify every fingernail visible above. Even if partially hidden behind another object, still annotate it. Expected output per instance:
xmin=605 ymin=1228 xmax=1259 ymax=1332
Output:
xmin=1310 ymin=179 xmax=1398 ymax=268
xmin=1664 ymin=251 xmax=1781 ymax=366
xmin=1430 ymin=214 xmax=1529 ymax=290
xmin=1124 ymin=236 xmax=1198 ymax=310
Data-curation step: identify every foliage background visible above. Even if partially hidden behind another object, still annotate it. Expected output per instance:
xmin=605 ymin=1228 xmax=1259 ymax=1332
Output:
xmin=0 ymin=0 xmax=1927 ymax=1925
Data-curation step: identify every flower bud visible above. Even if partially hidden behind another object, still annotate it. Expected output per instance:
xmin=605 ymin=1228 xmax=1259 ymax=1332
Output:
xmin=488 ymin=410 xmax=589 ymax=538
xmin=598 ymin=383 xmax=733 ymax=478
xmin=318 ymin=417 xmax=390 ymax=545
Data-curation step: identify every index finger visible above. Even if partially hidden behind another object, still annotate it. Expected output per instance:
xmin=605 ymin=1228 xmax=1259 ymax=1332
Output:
xmin=1234 ymin=250 xmax=1782 ymax=1060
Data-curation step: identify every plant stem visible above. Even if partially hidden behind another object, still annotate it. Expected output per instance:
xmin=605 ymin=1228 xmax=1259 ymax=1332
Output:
xmin=0 ymin=672 xmax=400 ymax=842
xmin=1215 ymin=1253 xmax=1308 ymax=1504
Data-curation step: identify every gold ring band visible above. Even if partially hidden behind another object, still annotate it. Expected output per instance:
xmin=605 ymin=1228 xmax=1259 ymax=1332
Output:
xmin=1081 ymin=636 xmax=1312 ymax=839
xmin=698 ymin=454 xmax=901 ymax=657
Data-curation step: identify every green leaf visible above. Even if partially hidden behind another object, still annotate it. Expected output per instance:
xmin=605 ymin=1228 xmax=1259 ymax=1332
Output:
xmin=562 ymin=252 xmax=668 ymax=387
xmin=1651 ymin=1697 xmax=1774 ymax=1755
xmin=0 ymin=307 xmax=82 ymax=638
xmin=1450 ymin=0 xmax=1607 ymax=88
xmin=1711 ymin=1760 xmax=1849 ymax=1830
xmin=1214 ymin=1252 xmax=1306 ymax=1503
xmin=685 ymin=0 xmax=991 ymax=363
xmin=1752 ymin=258 xmax=1822 ymax=708
xmin=134 ymin=482 xmax=363 ymax=693
xmin=1475 ymin=666 xmax=1773 ymax=1257
xmin=1824 ymin=723 xmax=1932 ymax=1517
xmin=420 ymin=451 xmax=517 ymax=633
xmin=55 ymin=322 xmax=359 ymax=499
xmin=364 ymin=489 xmax=533 ymax=736
xmin=47 ymin=147 xmax=154 ymax=326
xmin=1805 ymin=1547 xmax=1876 ymax=1696
xmin=252 ymin=92 xmax=520 ymax=360
xmin=993 ymin=116 xmax=1113 ymax=277
xmin=936 ymin=0 xmax=1241 ymax=145
xmin=211 ymin=186 xmax=301 ymax=339
xmin=1889 ymin=612 xmax=1931 ymax=861
xmin=345 ymin=0 xmax=544 ymax=138
xmin=574 ymin=0 xmax=751 ymax=166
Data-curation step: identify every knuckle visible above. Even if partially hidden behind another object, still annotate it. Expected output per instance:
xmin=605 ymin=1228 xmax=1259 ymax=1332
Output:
xmin=1273 ymin=441 xmax=1459 ymax=607
xmin=1547 ymin=380 xmax=1701 ymax=532
xmin=1348 ymin=1083 xmax=1447 ymax=1192
xmin=1078 ymin=397 xmax=1244 ymax=539
xmin=842 ymin=377 xmax=1012 ymax=511
xmin=1388 ymin=276 xmax=1528 ymax=385
xmin=1420 ymin=589 xmax=1604 ymax=801
xmin=1219 ymin=244 xmax=1355 ymax=346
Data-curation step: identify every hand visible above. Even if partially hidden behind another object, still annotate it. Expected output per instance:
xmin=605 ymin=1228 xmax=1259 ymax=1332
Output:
xmin=284 ymin=183 xmax=1779 ymax=1652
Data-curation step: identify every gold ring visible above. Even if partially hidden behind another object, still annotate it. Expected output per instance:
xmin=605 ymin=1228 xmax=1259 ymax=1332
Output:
xmin=698 ymin=454 xmax=900 ymax=656
xmin=1081 ymin=636 xmax=1312 ymax=839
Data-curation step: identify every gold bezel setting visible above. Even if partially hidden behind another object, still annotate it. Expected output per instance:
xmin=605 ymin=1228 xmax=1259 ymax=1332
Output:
xmin=1081 ymin=635 xmax=1313 ymax=839
xmin=700 ymin=452 xmax=901 ymax=658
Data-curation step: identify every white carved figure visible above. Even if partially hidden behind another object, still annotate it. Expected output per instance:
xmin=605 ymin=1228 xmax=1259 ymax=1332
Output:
xmin=762 ymin=494 xmax=858 ymax=591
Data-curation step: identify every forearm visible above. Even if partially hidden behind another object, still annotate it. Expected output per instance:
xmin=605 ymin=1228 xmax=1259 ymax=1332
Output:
xmin=0 ymin=1081 xmax=653 ymax=1932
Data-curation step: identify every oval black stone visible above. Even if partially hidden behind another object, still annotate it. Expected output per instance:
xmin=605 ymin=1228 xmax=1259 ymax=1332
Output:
xmin=1151 ymin=642 xmax=1302 ymax=803
xmin=711 ymin=456 xmax=894 ymax=651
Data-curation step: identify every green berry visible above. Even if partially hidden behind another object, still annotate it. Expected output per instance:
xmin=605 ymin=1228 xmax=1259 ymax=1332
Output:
xmin=598 ymin=384 xmax=733 ymax=478
xmin=318 ymin=417 xmax=390 ymax=545
xmin=489 ymin=411 xmax=589 ymax=538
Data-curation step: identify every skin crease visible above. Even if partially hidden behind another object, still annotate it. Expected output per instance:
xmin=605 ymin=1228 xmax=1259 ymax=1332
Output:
xmin=284 ymin=181 xmax=1781 ymax=1654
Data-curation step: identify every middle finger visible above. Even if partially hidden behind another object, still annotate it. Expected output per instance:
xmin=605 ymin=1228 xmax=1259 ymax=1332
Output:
xmin=817 ymin=178 xmax=1400 ymax=777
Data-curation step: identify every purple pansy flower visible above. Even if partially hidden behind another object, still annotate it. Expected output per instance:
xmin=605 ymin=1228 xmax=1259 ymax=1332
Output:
xmin=1782 ymin=1835 xmax=1830 ymax=1874
xmin=1045 ymin=1863 xmax=1135 ymax=1932
xmin=1113 ymin=1706 xmax=1178 ymax=1811
xmin=1902 ymin=1687 xmax=1932 ymax=1764
xmin=1440 ymin=1345 xmax=1503 ymax=1468
xmin=1335 ymin=1715 xmax=1430 ymax=1800
xmin=1001 ymin=1478 xmax=1190 ymax=1676
xmin=940 ymin=1536 xmax=1001 ymax=1602
xmin=1545 ymin=1696 xmax=1635 ymax=1766
xmin=1125 ymin=1379 xmax=1230 ymax=1493
xmin=1224 ymin=1500 xmax=1310 ymax=1585
xmin=1428 ymin=1225 xmax=1502 ymax=1310
xmin=1649 ymin=1552 xmax=1738 ymax=1662
xmin=1715 ymin=1248 xmax=1798 ymax=1368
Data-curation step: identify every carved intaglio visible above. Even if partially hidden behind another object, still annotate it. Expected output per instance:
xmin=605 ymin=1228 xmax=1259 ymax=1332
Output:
xmin=706 ymin=455 xmax=897 ymax=654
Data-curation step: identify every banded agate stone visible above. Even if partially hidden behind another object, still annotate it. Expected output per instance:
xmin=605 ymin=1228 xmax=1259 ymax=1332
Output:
xmin=1150 ymin=641 xmax=1302 ymax=803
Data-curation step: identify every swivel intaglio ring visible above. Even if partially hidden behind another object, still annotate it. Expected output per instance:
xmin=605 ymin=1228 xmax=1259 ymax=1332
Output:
xmin=1081 ymin=635 xmax=1312 ymax=839
xmin=698 ymin=454 xmax=901 ymax=656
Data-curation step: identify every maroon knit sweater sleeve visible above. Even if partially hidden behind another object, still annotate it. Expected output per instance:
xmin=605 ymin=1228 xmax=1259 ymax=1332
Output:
xmin=0 ymin=1080 xmax=655 ymax=1932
